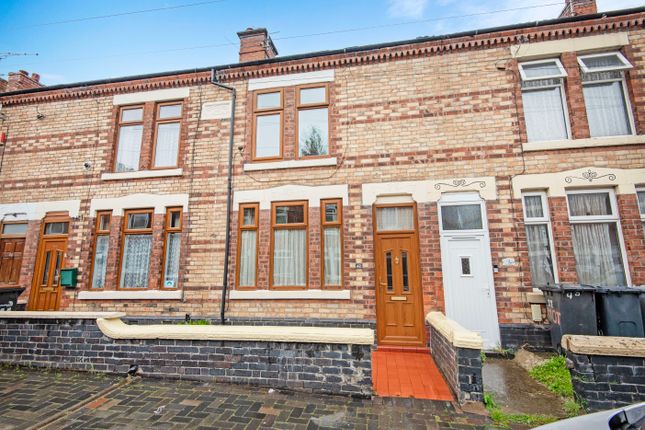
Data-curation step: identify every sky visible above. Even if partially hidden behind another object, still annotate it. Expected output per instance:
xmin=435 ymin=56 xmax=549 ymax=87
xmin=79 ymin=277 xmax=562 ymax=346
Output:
xmin=1 ymin=0 xmax=643 ymax=86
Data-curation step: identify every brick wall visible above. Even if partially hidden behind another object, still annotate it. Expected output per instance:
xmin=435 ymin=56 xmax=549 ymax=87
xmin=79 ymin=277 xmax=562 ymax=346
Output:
xmin=0 ymin=317 xmax=373 ymax=397
xmin=567 ymin=350 xmax=645 ymax=411
xmin=428 ymin=323 xmax=483 ymax=403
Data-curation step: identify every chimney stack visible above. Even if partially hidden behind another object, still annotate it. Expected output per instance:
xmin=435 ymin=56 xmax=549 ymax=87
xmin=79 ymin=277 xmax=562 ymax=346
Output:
xmin=237 ymin=28 xmax=278 ymax=63
xmin=559 ymin=0 xmax=597 ymax=18
xmin=2 ymin=70 xmax=43 ymax=93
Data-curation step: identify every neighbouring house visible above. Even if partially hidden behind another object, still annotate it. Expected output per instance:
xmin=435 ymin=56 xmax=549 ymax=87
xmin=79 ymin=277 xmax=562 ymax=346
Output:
xmin=0 ymin=0 xmax=644 ymax=351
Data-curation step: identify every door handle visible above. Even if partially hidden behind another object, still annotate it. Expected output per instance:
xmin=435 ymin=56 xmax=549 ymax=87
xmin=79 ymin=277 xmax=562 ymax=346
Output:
xmin=380 ymin=282 xmax=387 ymax=287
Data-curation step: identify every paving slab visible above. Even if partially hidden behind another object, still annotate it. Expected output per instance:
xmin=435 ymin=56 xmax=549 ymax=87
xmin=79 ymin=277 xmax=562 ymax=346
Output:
xmin=0 ymin=366 xmax=498 ymax=429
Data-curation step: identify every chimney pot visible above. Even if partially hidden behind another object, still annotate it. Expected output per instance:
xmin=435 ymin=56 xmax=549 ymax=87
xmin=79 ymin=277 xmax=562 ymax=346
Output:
xmin=5 ymin=70 xmax=44 ymax=92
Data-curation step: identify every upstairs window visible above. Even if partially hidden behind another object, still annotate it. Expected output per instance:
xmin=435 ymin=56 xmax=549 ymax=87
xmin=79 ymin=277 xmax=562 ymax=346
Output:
xmin=519 ymin=59 xmax=570 ymax=142
xmin=153 ymin=103 xmax=182 ymax=168
xmin=298 ymin=85 xmax=329 ymax=157
xmin=578 ymin=52 xmax=634 ymax=137
xmin=522 ymin=193 xmax=556 ymax=287
xmin=253 ymin=89 xmax=283 ymax=160
xmin=115 ymin=106 xmax=144 ymax=172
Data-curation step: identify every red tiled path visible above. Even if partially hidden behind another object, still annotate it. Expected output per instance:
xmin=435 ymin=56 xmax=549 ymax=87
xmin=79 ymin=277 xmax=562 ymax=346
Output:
xmin=373 ymin=349 xmax=454 ymax=401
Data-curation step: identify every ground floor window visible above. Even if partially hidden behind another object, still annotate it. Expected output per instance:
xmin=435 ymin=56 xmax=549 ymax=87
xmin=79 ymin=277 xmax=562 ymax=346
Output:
xmin=567 ymin=190 xmax=627 ymax=286
xmin=271 ymin=201 xmax=307 ymax=288
xmin=321 ymin=199 xmax=342 ymax=288
xmin=522 ymin=193 xmax=556 ymax=286
xmin=638 ymin=189 xmax=645 ymax=239
xmin=0 ymin=222 xmax=27 ymax=285
xmin=119 ymin=209 xmax=153 ymax=289
xmin=237 ymin=203 xmax=258 ymax=288
xmin=162 ymin=208 xmax=182 ymax=289
xmin=90 ymin=212 xmax=111 ymax=289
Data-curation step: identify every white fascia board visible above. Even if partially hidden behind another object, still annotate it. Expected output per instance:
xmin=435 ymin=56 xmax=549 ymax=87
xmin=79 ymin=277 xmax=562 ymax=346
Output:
xmin=0 ymin=200 xmax=81 ymax=221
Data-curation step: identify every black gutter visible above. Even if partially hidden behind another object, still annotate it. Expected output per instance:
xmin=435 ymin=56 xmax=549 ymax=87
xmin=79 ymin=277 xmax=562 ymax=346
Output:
xmin=209 ymin=68 xmax=236 ymax=325
xmin=2 ymin=6 xmax=644 ymax=98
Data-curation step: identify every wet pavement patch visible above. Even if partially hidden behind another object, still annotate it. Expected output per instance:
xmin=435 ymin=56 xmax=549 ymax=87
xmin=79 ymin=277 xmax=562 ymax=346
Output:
xmin=0 ymin=366 xmax=494 ymax=429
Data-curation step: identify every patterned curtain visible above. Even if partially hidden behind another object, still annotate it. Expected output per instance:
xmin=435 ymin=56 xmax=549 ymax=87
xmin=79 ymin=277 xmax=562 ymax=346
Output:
xmin=120 ymin=234 xmax=152 ymax=288
xmin=239 ymin=230 xmax=257 ymax=287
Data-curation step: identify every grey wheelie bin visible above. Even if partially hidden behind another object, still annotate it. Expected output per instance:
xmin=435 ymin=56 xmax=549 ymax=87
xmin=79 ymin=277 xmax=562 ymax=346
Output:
xmin=540 ymin=284 xmax=598 ymax=351
xmin=594 ymin=286 xmax=644 ymax=338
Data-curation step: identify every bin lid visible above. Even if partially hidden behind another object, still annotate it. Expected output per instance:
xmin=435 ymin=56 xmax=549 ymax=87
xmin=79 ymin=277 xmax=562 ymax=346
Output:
xmin=593 ymin=285 xmax=642 ymax=294
xmin=537 ymin=284 xmax=597 ymax=292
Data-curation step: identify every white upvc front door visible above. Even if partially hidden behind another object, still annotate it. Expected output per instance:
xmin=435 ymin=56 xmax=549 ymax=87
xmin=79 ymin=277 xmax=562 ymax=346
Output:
xmin=438 ymin=192 xmax=501 ymax=350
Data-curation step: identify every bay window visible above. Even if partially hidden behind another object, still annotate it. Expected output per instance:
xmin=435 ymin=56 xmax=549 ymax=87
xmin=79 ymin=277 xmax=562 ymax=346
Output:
xmin=162 ymin=208 xmax=182 ymax=289
xmin=237 ymin=203 xmax=259 ymax=289
xmin=271 ymin=201 xmax=307 ymax=288
xmin=567 ymin=190 xmax=628 ymax=286
xmin=321 ymin=199 xmax=342 ymax=288
xmin=0 ymin=222 xmax=27 ymax=285
xmin=153 ymin=103 xmax=182 ymax=168
xmin=578 ymin=52 xmax=634 ymax=137
xmin=297 ymin=85 xmax=329 ymax=157
xmin=115 ymin=106 xmax=144 ymax=172
xmin=522 ymin=193 xmax=557 ymax=286
xmin=90 ymin=211 xmax=111 ymax=289
xmin=519 ymin=59 xmax=570 ymax=142
xmin=253 ymin=89 xmax=283 ymax=160
xmin=119 ymin=209 xmax=153 ymax=289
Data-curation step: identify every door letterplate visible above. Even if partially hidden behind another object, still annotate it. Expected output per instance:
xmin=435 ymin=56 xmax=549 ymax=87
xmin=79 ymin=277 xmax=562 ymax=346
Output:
xmin=390 ymin=296 xmax=407 ymax=301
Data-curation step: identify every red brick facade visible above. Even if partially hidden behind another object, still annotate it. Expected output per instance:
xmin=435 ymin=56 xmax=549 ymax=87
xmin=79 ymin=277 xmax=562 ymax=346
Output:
xmin=1 ymin=5 xmax=644 ymax=346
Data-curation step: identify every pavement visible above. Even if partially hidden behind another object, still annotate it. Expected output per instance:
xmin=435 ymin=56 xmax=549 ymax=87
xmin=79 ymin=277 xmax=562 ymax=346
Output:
xmin=0 ymin=365 xmax=497 ymax=430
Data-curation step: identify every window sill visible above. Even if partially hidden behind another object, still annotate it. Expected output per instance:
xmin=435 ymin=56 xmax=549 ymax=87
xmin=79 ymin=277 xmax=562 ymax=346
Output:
xmin=77 ymin=290 xmax=183 ymax=300
xmin=523 ymin=135 xmax=645 ymax=152
xmin=229 ymin=289 xmax=350 ymax=300
xmin=243 ymin=157 xmax=337 ymax=172
xmin=101 ymin=168 xmax=183 ymax=181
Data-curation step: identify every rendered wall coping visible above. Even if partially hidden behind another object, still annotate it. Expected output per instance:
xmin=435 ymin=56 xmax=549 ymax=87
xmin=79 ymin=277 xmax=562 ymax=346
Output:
xmin=426 ymin=312 xmax=483 ymax=349
xmin=97 ymin=317 xmax=375 ymax=345
xmin=562 ymin=335 xmax=645 ymax=357
xmin=0 ymin=311 xmax=126 ymax=319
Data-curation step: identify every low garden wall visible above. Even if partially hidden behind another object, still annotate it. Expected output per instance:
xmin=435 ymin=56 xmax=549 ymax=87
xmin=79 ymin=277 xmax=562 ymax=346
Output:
xmin=0 ymin=312 xmax=374 ymax=397
xmin=562 ymin=334 xmax=645 ymax=411
xmin=426 ymin=312 xmax=484 ymax=403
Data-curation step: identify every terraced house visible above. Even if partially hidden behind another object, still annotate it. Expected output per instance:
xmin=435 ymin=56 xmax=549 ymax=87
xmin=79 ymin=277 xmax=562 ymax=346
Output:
xmin=1 ymin=0 xmax=644 ymax=351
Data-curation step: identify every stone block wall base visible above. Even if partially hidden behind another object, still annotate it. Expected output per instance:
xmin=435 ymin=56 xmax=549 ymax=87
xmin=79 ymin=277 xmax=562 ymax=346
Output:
xmin=0 ymin=318 xmax=373 ymax=397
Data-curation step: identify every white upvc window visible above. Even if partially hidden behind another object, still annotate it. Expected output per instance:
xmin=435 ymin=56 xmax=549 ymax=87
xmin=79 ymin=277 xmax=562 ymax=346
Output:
xmin=578 ymin=52 xmax=635 ymax=138
xmin=566 ymin=189 xmax=630 ymax=286
xmin=519 ymin=59 xmax=571 ymax=143
xmin=637 ymin=188 xmax=645 ymax=239
xmin=522 ymin=192 xmax=558 ymax=287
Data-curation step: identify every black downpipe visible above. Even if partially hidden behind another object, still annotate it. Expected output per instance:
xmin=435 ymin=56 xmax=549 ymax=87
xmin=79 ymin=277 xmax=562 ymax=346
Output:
xmin=210 ymin=68 xmax=236 ymax=325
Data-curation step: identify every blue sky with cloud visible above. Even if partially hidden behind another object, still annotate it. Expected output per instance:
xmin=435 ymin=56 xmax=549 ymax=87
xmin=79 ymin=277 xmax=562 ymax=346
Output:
xmin=1 ymin=0 xmax=642 ymax=85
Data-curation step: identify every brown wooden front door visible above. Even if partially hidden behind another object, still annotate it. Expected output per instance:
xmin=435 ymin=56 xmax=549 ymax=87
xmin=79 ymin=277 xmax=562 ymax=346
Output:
xmin=375 ymin=233 xmax=425 ymax=346
xmin=28 ymin=217 xmax=69 ymax=311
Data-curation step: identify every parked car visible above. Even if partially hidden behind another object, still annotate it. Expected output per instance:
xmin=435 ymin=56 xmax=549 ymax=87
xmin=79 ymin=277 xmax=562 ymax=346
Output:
xmin=534 ymin=402 xmax=645 ymax=429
